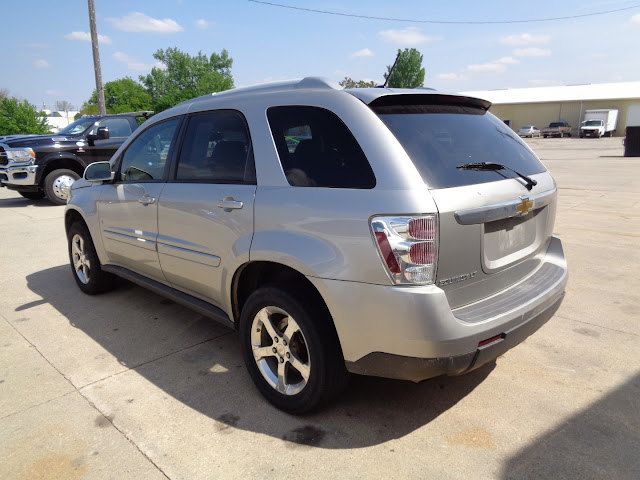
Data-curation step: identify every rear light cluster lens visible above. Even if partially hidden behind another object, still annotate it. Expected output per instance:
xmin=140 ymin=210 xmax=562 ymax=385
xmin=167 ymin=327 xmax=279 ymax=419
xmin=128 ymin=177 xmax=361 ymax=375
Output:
xmin=371 ymin=215 xmax=437 ymax=285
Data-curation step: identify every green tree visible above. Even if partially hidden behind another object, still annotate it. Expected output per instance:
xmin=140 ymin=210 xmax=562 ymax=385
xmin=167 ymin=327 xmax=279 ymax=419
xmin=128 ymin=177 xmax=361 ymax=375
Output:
xmin=82 ymin=77 xmax=152 ymax=115
xmin=339 ymin=77 xmax=377 ymax=89
xmin=384 ymin=48 xmax=425 ymax=88
xmin=0 ymin=97 xmax=50 ymax=135
xmin=140 ymin=48 xmax=234 ymax=112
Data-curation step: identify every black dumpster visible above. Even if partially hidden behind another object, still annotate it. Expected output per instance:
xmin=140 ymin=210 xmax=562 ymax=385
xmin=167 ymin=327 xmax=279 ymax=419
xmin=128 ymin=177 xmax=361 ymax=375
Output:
xmin=624 ymin=126 xmax=640 ymax=157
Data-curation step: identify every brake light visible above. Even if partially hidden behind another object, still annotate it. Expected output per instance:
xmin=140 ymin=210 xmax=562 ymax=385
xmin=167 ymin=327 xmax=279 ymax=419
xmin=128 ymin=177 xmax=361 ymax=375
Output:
xmin=370 ymin=214 xmax=438 ymax=285
xmin=374 ymin=231 xmax=401 ymax=274
xmin=409 ymin=242 xmax=435 ymax=264
xmin=409 ymin=217 xmax=435 ymax=239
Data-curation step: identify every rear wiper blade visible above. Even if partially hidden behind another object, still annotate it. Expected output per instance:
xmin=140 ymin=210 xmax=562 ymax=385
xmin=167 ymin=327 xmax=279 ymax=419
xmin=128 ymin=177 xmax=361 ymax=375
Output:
xmin=456 ymin=162 xmax=538 ymax=191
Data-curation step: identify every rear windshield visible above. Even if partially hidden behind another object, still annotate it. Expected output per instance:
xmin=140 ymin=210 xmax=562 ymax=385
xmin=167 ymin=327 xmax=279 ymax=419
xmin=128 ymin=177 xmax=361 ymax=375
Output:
xmin=375 ymin=105 xmax=546 ymax=189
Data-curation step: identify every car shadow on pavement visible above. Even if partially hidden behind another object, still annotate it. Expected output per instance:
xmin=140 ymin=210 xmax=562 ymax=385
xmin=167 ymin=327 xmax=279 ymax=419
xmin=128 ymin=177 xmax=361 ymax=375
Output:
xmin=25 ymin=265 xmax=494 ymax=449
xmin=501 ymin=372 xmax=640 ymax=480
xmin=0 ymin=196 xmax=57 ymax=208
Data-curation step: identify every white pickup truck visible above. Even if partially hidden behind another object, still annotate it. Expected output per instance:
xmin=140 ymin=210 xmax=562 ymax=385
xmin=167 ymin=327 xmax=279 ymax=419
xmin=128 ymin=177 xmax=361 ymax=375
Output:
xmin=579 ymin=109 xmax=618 ymax=138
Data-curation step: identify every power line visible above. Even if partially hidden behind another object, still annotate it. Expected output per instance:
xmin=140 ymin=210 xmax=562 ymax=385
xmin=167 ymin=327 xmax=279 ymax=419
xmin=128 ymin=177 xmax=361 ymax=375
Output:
xmin=248 ymin=0 xmax=640 ymax=24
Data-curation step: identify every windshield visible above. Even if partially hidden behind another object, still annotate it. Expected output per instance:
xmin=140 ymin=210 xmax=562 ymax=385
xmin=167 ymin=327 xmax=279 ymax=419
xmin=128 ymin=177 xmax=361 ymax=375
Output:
xmin=583 ymin=120 xmax=603 ymax=126
xmin=377 ymin=108 xmax=545 ymax=188
xmin=57 ymin=118 xmax=97 ymax=136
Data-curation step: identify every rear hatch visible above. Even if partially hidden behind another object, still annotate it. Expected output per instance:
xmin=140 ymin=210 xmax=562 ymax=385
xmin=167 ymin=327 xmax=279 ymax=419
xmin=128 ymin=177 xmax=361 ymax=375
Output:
xmin=369 ymin=93 xmax=557 ymax=309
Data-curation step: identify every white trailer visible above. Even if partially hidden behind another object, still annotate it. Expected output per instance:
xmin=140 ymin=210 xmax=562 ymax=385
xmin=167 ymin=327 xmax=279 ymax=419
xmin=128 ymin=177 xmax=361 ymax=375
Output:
xmin=626 ymin=104 xmax=640 ymax=127
xmin=579 ymin=109 xmax=619 ymax=138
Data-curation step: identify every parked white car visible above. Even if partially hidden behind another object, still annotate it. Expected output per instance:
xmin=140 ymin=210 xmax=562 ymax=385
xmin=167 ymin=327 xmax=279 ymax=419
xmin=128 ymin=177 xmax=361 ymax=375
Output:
xmin=517 ymin=126 xmax=541 ymax=138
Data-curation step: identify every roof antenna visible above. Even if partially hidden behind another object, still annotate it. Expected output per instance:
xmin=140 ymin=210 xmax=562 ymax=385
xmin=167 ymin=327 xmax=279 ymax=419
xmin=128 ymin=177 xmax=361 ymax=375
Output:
xmin=380 ymin=51 xmax=401 ymax=88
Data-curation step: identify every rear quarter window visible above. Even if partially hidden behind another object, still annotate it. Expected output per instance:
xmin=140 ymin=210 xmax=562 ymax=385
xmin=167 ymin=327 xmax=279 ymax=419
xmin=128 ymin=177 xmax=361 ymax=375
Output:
xmin=376 ymin=105 xmax=546 ymax=189
xmin=267 ymin=106 xmax=376 ymax=189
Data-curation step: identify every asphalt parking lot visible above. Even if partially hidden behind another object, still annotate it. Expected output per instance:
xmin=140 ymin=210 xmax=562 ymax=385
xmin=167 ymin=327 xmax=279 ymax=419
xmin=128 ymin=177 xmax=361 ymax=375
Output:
xmin=1 ymin=137 xmax=638 ymax=480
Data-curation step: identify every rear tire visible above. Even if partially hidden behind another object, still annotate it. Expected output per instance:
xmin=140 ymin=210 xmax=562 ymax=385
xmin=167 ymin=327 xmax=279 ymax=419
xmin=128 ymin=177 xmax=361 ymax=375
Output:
xmin=239 ymin=286 xmax=349 ymax=413
xmin=67 ymin=222 xmax=115 ymax=294
xmin=44 ymin=168 xmax=80 ymax=205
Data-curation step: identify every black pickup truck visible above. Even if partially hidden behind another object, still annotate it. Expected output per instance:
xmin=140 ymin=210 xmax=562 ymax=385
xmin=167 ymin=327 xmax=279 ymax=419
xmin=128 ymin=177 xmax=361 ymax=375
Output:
xmin=0 ymin=111 xmax=152 ymax=204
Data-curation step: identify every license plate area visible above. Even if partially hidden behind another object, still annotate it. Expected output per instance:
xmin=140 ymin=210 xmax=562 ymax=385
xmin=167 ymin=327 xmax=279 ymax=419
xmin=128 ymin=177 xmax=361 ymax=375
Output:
xmin=482 ymin=209 xmax=543 ymax=272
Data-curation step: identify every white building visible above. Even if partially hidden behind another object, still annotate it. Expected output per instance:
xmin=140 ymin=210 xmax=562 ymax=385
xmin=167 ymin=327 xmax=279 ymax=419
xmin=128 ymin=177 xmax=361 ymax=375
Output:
xmin=461 ymin=81 xmax=640 ymax=136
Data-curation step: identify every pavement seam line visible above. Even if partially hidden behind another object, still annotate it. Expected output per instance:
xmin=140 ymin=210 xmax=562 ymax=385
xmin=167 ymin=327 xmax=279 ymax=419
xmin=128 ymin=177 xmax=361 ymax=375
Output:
xmin=1 ymin=314 xmax=172 ymax=479
xmin=76 ymin=330 xmax=236 ymax=390
xmin=88 ymin=402 xmax=171 ymax=480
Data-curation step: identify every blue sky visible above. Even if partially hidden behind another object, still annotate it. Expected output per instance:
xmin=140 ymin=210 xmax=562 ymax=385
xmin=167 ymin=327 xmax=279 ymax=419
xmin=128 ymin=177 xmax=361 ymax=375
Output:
xmin=4 ymin=0 xmax=640 ymax=111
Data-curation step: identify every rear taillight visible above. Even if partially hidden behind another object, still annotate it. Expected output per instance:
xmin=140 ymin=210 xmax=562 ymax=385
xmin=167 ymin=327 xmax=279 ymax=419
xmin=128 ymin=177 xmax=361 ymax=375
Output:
xmin=371 ymin=214 xmax=438 ymax=285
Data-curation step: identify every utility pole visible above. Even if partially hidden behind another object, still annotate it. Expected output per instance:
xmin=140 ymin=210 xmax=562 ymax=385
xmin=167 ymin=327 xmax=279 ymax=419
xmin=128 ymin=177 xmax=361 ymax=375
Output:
xmin=88 ymin=0 xmax=106 ymax=114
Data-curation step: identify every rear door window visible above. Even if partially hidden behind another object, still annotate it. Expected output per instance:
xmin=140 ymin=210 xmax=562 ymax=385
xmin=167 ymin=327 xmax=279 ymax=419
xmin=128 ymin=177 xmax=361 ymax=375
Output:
xmin=267 ymin=106 xmax=375 ymax=188
xmin=375 ymin=103 xmax=546 ymax=189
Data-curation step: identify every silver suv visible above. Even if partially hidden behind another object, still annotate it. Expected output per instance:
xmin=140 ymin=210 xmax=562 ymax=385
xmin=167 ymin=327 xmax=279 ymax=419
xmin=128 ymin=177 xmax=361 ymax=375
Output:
xmin=65 ymin=77 xmax=568 ymax=413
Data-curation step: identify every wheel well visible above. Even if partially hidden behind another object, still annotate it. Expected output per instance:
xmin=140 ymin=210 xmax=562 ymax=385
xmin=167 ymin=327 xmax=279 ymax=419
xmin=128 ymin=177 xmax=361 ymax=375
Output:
xmin=41 ymin=157 xmax=84 ymax=185
xmin=232 ymin=262 xmax=331 ymax=329
xmin=65 ymin=209 xmax=86 ymax=236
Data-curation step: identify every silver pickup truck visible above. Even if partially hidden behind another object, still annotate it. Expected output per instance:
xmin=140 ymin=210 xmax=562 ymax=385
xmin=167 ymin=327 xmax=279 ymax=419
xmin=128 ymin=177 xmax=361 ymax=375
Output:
xmin=542 ymin=120 xmax=572 ymax=138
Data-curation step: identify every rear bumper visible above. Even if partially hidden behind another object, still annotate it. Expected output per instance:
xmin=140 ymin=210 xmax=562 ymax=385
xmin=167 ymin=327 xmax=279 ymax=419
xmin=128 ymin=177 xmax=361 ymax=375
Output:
xmin=349 ymin=291 xmax=563 ymax=382
xmin=310 ymin=235 xmax=567 ymax=382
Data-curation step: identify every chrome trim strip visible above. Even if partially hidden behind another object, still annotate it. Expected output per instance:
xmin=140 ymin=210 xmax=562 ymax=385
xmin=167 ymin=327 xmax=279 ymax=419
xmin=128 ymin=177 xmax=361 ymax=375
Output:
xmin=454 ymin=188 xmax=557 ymax=225
xmin=157 ymin=242 xmax=221 ymax=267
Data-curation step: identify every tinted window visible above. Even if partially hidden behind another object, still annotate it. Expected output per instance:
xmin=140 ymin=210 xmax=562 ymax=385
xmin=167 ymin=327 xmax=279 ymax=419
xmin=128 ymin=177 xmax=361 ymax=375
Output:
xmin=58 ymin=118 xmax=96 ymax=135
xmin=94 ymin=118 xmax=133 ymax=137
xmin=377 ymin=107 xmax=546 ymax=189
xmin=175 ymin=110 xmax=255 ymax=183
xmin=267 ymin=106 xmax=375 ymax=189
xmin=119 ymin=118 xmax=180 ymax=182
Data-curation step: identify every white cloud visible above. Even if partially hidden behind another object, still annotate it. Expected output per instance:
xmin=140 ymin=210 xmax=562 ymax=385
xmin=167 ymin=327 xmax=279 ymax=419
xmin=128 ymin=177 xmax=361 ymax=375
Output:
xmin=631 ymin=13 xmax=640 ymax=24
xmin=500 ymin=33 xmax=551 ymax=46
xmin=585 ymin=53 xmax=608 ymax=60
xmin=195 ymin=19 xmax=209 ymax=30
xmin=34 ymin=59 xmax=49 ymax=68
xmin=465 ymin=56 xmax=519 ymax=74
xmin=64 ymin=31 xmax=112 ymax=44
xmin=350 ymin=48 xmax=374 ymax=58
xmin=107 ymin=12 xmax=183 ymax=34
xmin=113 ymin=51 xmax=165 ymax=71
xmin=496 ymin=56 xmax=519 ymax=65
xmin=378 ymin=27 xmax=439 ymax=45
xmin=467 ymin=62 xmax=507 ymax=74
xmin=45 ymin=89 xmax=63 ymax=96
xmin=513 ymin=47 xmax=551 ymax=58
xmin=437 ymin=73 xmax=464 ymax=81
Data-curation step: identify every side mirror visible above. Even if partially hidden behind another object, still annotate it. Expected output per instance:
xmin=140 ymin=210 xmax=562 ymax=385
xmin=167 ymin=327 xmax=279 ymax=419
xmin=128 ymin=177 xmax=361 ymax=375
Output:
xmin=84 ymin=161 xmax=114 ymax=182
xmin=96 ymin=126 xmax=110 ymax=140
xmin=86 ymin=126 xmax=109 ymax=146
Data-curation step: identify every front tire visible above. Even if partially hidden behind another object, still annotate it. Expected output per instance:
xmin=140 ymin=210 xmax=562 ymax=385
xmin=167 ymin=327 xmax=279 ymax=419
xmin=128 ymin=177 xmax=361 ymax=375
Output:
xmin=67 ymin=222 xmax=115 ymax=294
xmin=44 ymin=168 xmax=80 ymax=205
xmin=239 ymin=286 xmax=348 ymax=413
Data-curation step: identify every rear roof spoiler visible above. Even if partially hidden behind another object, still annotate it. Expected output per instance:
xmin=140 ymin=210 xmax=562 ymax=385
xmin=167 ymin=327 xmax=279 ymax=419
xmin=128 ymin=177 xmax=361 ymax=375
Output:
xmin=370 ymin=93 xmax=491 ymax=111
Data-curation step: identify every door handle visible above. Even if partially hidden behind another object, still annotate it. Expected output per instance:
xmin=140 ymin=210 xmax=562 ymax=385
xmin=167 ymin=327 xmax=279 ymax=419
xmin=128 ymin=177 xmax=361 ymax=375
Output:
xmin=138 ymin=194 xmax=156 ymax=205
xmin=217 ymin=197 xmax=244 ymax=210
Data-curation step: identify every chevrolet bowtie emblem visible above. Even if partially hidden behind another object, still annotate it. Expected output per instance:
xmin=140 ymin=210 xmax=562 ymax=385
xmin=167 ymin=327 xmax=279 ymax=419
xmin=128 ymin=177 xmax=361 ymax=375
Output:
xmin=516 ymin=197 xmax=534 ymax=215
